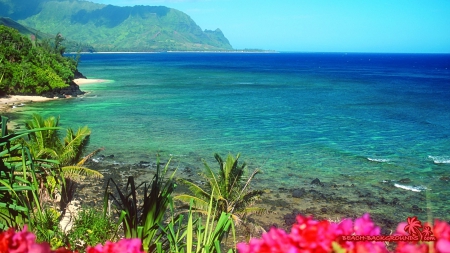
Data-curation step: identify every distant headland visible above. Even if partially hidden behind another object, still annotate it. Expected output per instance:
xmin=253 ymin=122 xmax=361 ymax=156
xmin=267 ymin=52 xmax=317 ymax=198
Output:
xmin=0 ymin=0 xmax=234 ymax=52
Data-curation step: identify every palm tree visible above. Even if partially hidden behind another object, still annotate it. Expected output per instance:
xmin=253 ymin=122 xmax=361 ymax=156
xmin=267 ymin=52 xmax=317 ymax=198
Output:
xmin=24 ymin=114 xmax=102 ymax=202
xmin=175 ymin=153 xmax=265 ymax=225
xmin=25 ymin=114 xmax=61 ymax=159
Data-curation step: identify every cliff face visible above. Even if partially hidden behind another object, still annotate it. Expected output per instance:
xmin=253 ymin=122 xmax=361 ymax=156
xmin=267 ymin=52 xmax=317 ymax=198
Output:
xmin=0 ymin=0 xmax=233 ymax=51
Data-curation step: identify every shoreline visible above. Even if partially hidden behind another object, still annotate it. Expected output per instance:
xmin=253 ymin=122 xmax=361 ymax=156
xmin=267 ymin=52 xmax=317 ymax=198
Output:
xmin=73 ymin=78 xmax=109 ymax=85
xmin=79 ymin=157 xmax=433 ymax=237
xmin=74 ymin=51 xmax=278 ymax=54
xmin=0 ymin=95 xmax=56 ymax=114
xmin=0 ymin=78 xmax=108 ymax=114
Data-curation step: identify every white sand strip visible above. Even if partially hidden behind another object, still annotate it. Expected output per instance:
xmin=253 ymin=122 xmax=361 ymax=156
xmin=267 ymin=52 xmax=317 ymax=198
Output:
xmin=0 ymin=95 xmax=57 ymax=113
xmin=73 ymin=78 xmax=109 ymax=85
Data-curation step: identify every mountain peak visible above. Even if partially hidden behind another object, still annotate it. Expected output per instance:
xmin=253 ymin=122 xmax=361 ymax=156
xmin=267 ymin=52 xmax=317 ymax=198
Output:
xmin=0 ymin=0 xmax=233 ymax=51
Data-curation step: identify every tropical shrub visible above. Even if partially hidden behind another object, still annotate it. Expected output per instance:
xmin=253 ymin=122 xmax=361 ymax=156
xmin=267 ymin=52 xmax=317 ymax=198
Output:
xmin=0 ymin=115 xmax=60 ymax=230
xmin=67 ymin=207 xmax=118 ymax=252
xmin=104 ymin=157 xmax=176 ymax=252
xmin=175 ymin=153 xmax=265 ymax=225
xmin=24 ymin=114 xmax=103 ymax=203
xmin=34 ymin=207 xmax=66 ymax=249
xmin=0 ymin=25 xmax=77 ymax=96
xmin=156 ymin=192 xmax=236 ymax=253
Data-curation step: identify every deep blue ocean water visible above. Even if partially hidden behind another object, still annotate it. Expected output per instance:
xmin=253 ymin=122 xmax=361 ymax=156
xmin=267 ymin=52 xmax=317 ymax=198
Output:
xmin=14 ymin=52 xmax=450 ymax=220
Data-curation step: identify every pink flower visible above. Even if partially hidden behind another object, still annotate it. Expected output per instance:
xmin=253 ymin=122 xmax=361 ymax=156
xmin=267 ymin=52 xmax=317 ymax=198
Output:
xmin=434 ymin=220 xmax=450 ymax=240
xmin=0 ymin=226 xmax=75 ymax=253
xmin=290 ymin=216 xmax=338 ymax=252
xmin=0 ymin=226 xmax=51 ymax=253
xmin=337 ymin=219 xmax=354 ymax=235
xmin=87 ymin=239 xmax=143 ymax=253
xmin=395 ymin=222 xmax=408 ymax=235
xmin=395 ymin=241 xmax=429 ymax=253
xmin=436 ymin=239 xmax=450 ymax=253
xmin=433 ymin=220 xmax=450 ymax=253
xmin=238 ymin=214 xmax=389 ymax=253
xmin=354 ymin=213 xmax=381 ymax=236
xmin=237 ymin=227 xmax=296 ymax=253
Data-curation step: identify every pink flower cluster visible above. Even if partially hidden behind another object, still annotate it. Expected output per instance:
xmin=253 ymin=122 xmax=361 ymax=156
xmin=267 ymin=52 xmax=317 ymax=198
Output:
xmin=237 ymin=214 xmax=450 ymax=253
xmin=0 ymin=227 xmax=145 ymax=253
xmin=0 ymin=226 xmax=73 ymax=253
xmin=87 ymin=239 xmax=143 ymax=253
xmin=395 ymin=220 xmax=450 ymax=253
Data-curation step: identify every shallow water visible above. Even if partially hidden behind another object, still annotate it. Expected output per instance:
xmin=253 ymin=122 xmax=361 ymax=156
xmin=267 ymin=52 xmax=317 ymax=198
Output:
xmin=13 ymin=52 xmax=450 ymax=223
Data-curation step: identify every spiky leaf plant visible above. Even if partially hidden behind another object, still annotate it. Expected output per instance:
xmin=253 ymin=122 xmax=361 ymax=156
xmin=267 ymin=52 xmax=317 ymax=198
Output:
xmin=104 ymin=157 xmax=176 ymax=252
xmin=175 ymin=153 xmax=266 ymax=226
xmin=0 ymin=115 xmax=60 ymax=230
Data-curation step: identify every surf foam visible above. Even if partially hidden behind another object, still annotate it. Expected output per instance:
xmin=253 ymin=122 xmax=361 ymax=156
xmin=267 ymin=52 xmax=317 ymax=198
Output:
xmin=428 ymin=155 xmax=450 ymax=164
xmin=394 ymin=183 xmax=427 ymax=192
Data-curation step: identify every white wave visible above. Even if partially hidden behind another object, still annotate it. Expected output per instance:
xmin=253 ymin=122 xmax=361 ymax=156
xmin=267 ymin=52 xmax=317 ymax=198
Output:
xmin=367 ymin=157 xmax=390 ymax=163
xmin=394 ymin=183 xmax=427 ymax=192
xmin=428 ymin=155 xmax=450 ymax=164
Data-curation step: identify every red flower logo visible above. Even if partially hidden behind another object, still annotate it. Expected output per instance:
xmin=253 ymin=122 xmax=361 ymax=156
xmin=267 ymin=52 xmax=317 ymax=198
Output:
xmin=404 ymin=216 xmax=423 ymax=241
xmin=421 ymin=225 xmax=434 ymax=238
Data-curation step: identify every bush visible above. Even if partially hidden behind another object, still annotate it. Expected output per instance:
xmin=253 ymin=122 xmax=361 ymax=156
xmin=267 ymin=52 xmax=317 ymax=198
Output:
xmin=0 ymin=25 xmax=77 ymax=95
xmin=67 ymin=207 xmax=118 ymax=252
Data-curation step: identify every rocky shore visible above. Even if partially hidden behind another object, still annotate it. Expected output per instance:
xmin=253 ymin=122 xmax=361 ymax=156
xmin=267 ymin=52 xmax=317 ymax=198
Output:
xmin=69 ymin=154 xmax=438 ymax=239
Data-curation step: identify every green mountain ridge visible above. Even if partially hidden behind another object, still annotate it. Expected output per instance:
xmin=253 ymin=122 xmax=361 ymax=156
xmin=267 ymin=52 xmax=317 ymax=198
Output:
xmin=0 ymin=17 xmax=95 ymax=52
xmin=0 ymin=0 xmax=233 ymax=52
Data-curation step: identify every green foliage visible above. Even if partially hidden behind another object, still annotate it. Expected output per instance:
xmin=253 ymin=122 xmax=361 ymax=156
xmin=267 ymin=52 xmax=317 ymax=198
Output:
xmin=67 ymin=207 xmax=118 ymax=252
xmin=23 ymin=113 xmax=102 ymax=205
xmin=5 ymin=0 xmax=233 ymax=51
xmin=33 ymin=119 xmax=94 ymax=171
xmin=0 ymin=115 xmax=60 ymax=230
xmin=156 ymin=194 xmax=235 ymax=253
xmin=0 ymin=17 xmax=95 ymax=52
xmin=34 ymin=207 xmax=66 ymax=249
xmin=104 ymin=157 xmax=176 ymax=252
xmin=175 ymin=153 xmax=265 ymax=226
xmin=0 ymin=25 xmax=77 ymax=95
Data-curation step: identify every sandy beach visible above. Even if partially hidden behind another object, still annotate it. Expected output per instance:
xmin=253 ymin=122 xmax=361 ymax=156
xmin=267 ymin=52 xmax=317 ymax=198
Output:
xmin=73 ymin=78 xmax=108 ymax=85
xmin=0 ymin=95 xmax=56 ymax=113
xmin=0 ymin=78 xmax=108 ymax=113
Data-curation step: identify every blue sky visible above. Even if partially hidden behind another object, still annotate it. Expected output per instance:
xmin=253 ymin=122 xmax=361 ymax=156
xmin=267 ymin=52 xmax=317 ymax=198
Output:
xmin=89 ymin=0 xmax=450 ymax=53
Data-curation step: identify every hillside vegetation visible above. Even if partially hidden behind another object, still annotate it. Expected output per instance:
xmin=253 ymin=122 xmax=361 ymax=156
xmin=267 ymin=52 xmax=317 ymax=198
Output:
xmin=0 ymin=25 xmax=77 ymax=96
xmin=0 ymin=17 xmax=95 ymax=52
xmin=0 ymin=0 xmax=233 ymax=52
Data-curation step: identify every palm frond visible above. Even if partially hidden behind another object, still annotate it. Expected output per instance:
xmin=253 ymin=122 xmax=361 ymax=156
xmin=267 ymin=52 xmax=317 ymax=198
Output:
xmin=177 ymin=179 xmax=211 ymax=201
xmin=240 ymin=189 xmax=264 ymax=204
xmin=33 ymin=147 xmax=59 ymax=160
xmin=202 ymin=159 xmax=221 ymax=199
xmin=61 ymin=165 xmax=103 ymax=181
xmin=174 ymin=194 xmax=210 ymax=210
xmin=76 ymin=147 xmax=104 ymax=166
xmin=237 ymin=169 xmax=260 ymax=199
xmin=25 ymin=114 xmax=60 ymax=150
xmin=228 ymin=153 xmax=245 ymax=196
xmin=60 ymin=126 xmax=91 ymax=166
xmin=236 ymin=206 xmax=269 ymax=217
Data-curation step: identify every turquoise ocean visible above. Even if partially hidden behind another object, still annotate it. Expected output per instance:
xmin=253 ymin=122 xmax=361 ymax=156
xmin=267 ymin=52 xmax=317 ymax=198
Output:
xmin=13 ymin=52 xmax=450 ymax=223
